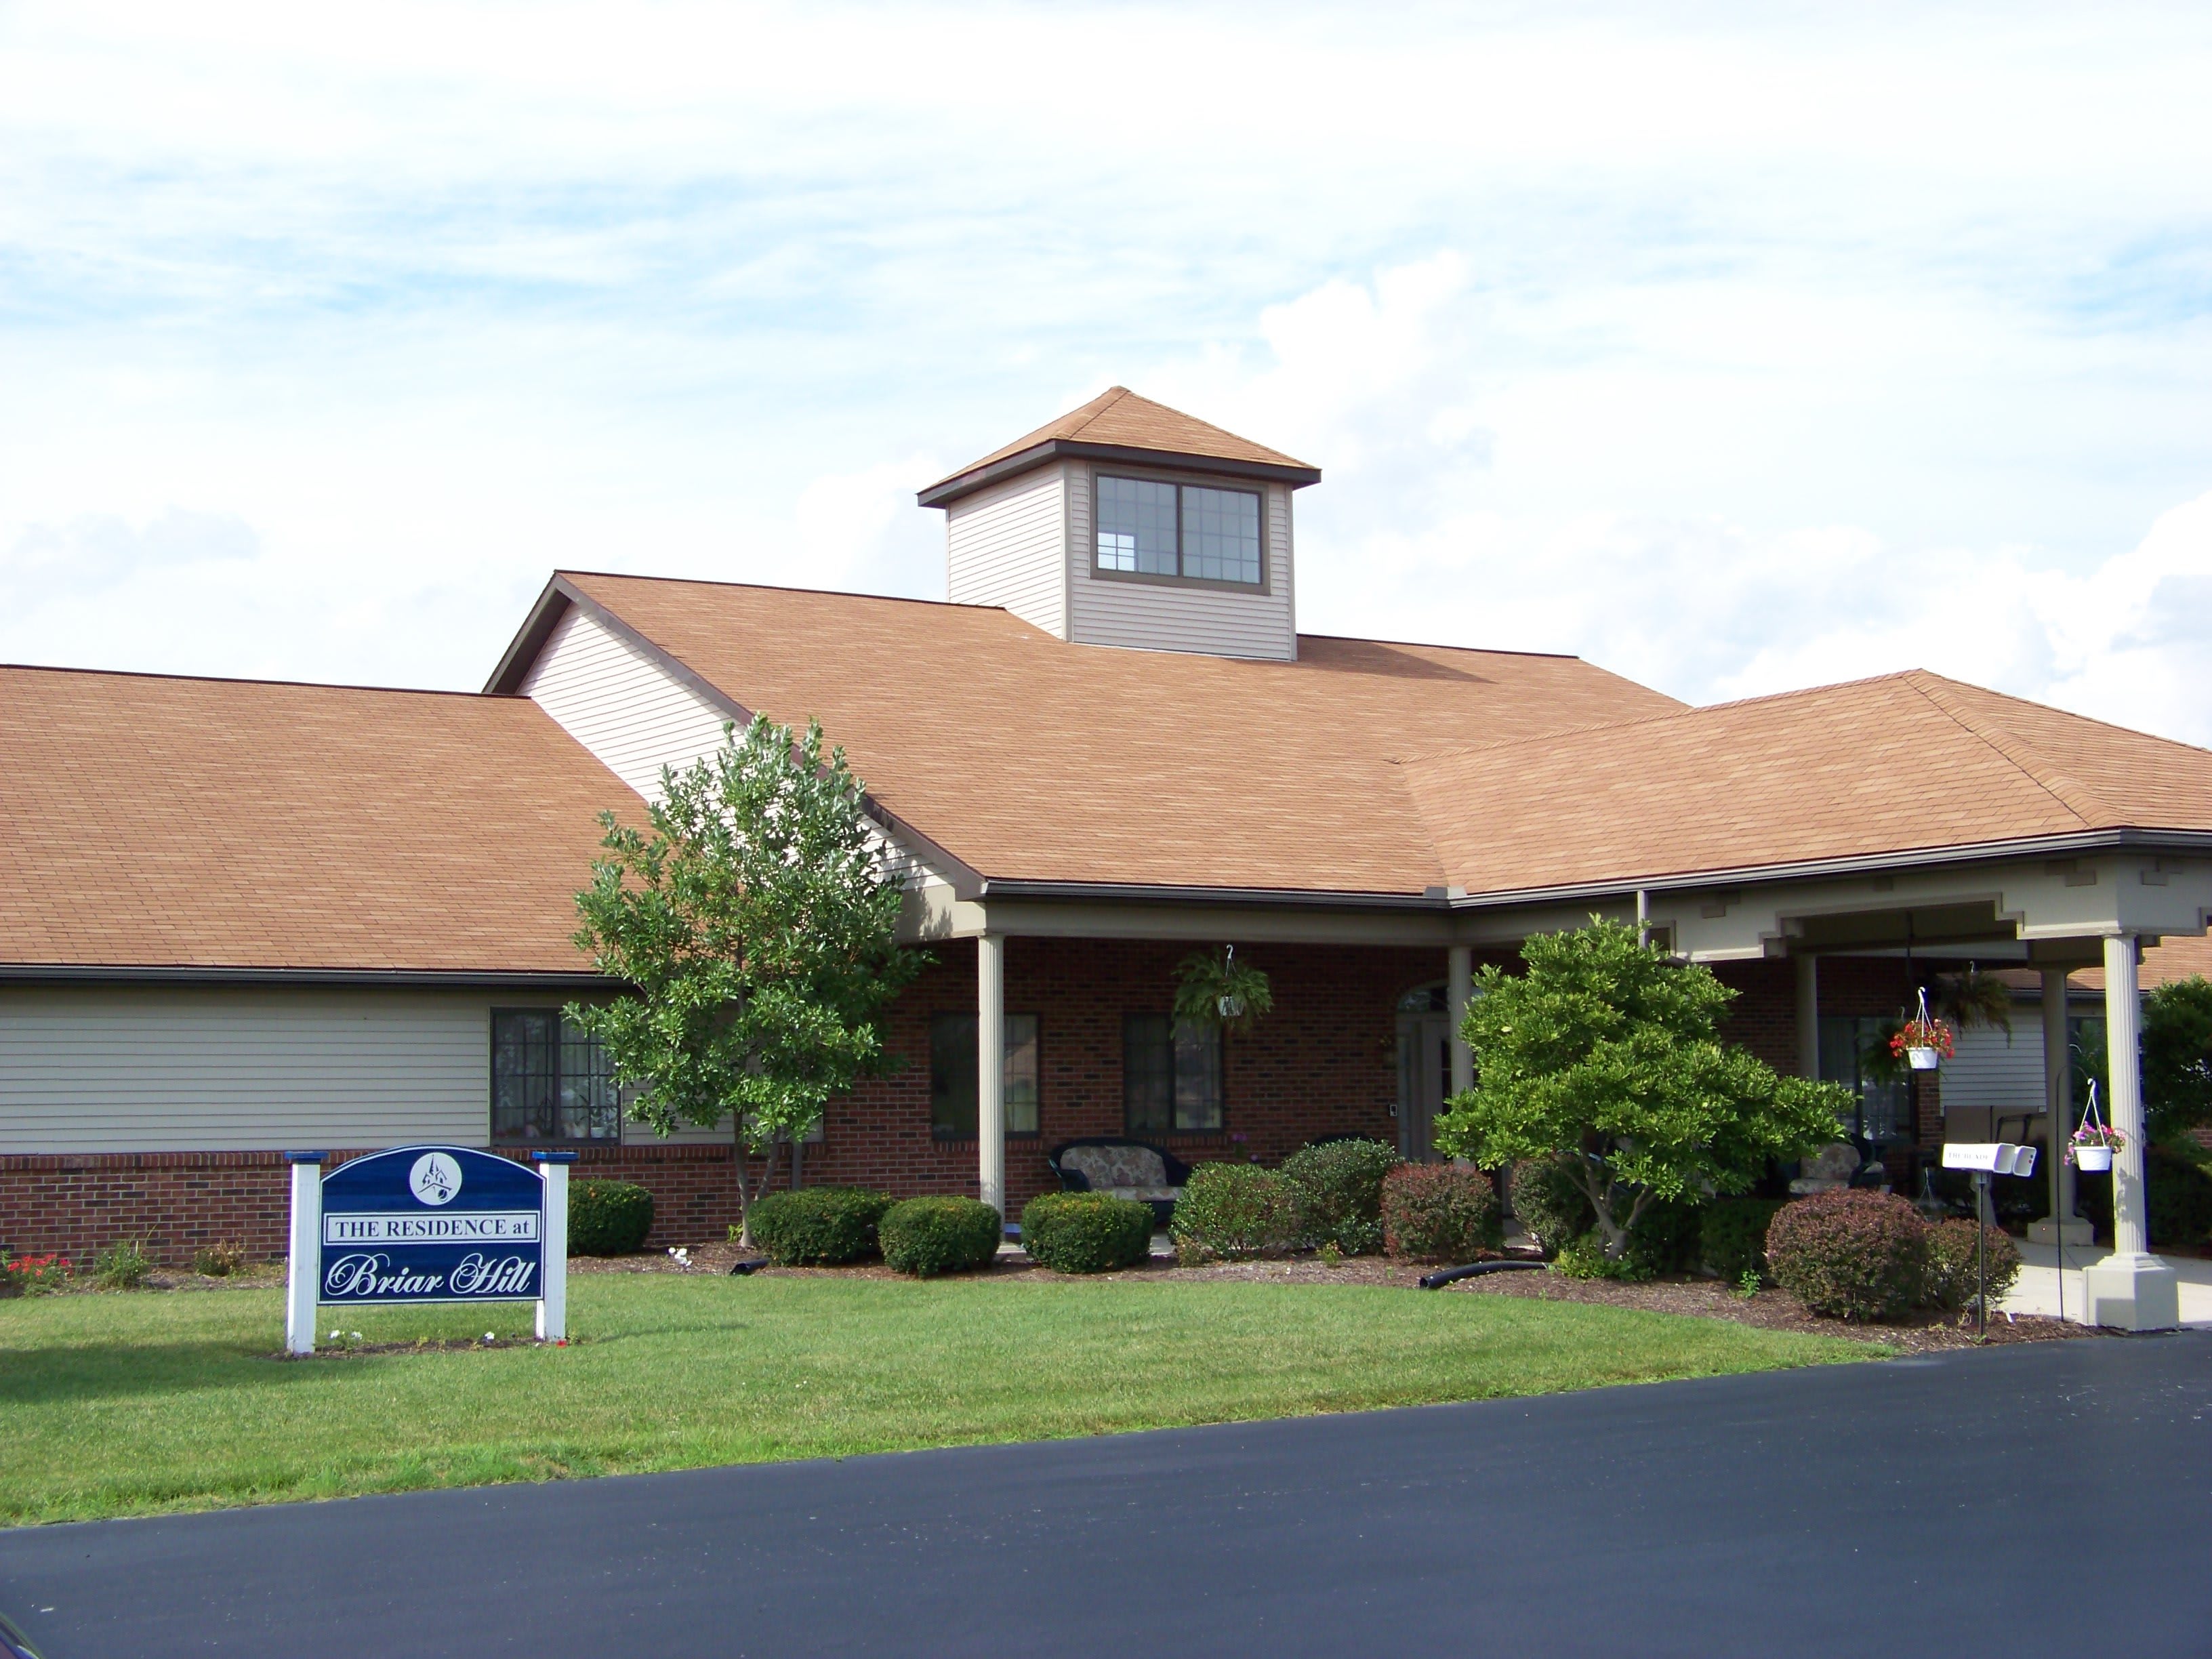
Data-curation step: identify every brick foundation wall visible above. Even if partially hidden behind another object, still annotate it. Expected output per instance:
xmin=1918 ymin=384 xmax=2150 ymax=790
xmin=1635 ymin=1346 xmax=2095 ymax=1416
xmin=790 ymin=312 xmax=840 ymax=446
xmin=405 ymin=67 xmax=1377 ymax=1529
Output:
xmin=0 ymin=1143 xmax=746 ymax=1267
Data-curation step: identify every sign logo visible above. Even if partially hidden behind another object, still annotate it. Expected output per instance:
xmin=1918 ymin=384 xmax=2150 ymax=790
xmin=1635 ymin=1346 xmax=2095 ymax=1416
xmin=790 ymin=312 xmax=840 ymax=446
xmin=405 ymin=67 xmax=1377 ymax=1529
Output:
xmin=409 ymin=1152 xmax=462 ymax=1206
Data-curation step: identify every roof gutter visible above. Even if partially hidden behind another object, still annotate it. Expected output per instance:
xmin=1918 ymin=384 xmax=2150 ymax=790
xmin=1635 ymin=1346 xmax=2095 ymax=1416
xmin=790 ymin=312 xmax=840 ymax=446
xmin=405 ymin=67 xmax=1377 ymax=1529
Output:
xmin=1443 ymin=827 xmax=2212 ymax=911
xmin=918 ymin=440 xmax=1322 ymax=508
xmin=0 ymin=965 xmax=625 ymax=990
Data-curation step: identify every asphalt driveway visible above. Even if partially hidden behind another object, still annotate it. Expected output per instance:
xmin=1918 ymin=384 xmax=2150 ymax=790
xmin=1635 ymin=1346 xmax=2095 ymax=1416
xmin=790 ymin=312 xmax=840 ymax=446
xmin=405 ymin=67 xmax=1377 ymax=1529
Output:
xmin=3 ymin=1331 xmax=2207 ymax=1658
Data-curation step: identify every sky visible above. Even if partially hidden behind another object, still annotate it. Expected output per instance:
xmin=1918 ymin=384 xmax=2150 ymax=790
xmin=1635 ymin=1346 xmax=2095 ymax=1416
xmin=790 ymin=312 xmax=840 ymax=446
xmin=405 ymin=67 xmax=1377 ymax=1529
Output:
xmin=5 ymin=1 xmax=2212 ymax=741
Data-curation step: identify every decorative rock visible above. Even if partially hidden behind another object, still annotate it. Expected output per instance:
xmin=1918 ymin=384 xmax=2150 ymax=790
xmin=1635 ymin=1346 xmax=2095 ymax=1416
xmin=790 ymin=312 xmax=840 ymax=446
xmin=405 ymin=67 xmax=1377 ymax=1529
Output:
xmin=1788 ymin=1141 xmax=1862 ymax=1196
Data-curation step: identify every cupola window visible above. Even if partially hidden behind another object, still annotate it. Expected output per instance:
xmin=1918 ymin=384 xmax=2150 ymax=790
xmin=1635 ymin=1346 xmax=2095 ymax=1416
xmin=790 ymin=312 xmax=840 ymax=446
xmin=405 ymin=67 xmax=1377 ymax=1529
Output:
xmin=1096 ymin=474 xmax=1262 ymax=586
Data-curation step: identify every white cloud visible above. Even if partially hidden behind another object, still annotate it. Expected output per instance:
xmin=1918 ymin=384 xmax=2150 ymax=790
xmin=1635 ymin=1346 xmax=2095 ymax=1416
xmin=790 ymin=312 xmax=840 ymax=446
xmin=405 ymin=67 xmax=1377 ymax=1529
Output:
xmin=0 ymin=0 xmax=2209 ymax=742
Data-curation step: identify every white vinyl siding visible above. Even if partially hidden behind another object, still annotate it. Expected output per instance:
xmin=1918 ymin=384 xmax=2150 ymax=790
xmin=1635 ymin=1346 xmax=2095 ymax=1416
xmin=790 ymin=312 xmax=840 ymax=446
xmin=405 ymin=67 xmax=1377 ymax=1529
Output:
xmin=523 ymin=602 xmax=935 ymax=897
xmin=945 ymin=466 xmax=1067 ymax=638
xmin=520 ymin=605 xmax=731 ymax=803
xmin=1942 ymin=1023 xmax=2047 ymax=1115
xmin=1068 ymin=468 xmax=1296 ymax=660
xmin=0 ymin=987 xmax=528 ymax=1153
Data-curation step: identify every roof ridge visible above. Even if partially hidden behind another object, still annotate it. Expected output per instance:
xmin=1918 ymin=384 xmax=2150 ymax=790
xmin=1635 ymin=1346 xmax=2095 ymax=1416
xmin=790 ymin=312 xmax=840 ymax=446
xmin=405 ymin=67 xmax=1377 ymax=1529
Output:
xmin=1066 ymin=386 xmax=1134 ymax=439
xmin=1898 ymin=671 xmax=2107 ymax=827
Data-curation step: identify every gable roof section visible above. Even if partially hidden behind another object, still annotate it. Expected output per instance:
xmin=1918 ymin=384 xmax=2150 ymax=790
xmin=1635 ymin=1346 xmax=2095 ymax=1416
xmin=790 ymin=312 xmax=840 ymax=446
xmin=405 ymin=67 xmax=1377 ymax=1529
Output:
xmin=1394 ymin=669 xmax=2212 ymax=898
xmin=0 ymin=666 xmax=638 ymax=976
xmin=918 ymin=387 xmax=1321 ymax=507
xmin=548 ymin=571 xmax=1685 ymax=898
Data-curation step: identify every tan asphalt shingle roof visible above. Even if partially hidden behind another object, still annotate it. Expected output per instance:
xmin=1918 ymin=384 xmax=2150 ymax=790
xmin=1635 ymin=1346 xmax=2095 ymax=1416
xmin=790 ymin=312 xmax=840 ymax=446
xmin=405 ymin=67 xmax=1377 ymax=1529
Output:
xmin=0 ymin=666 xmax=635 ymax=973
xmin=921 ymin=387 xmax=1317 ymax=501
xmin=560 ymin=572 xmax=1681 ymax=897
xmin=1393 ymin=669 xmax=2212 ymax=895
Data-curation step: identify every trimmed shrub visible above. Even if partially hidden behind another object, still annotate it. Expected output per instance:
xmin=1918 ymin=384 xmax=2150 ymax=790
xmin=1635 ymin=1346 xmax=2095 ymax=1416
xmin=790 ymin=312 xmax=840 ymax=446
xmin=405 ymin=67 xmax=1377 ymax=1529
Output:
xmin=1766 ymin=1191 xmax=1929 ymax=1322
xmin=1701 ymin=1197 xmax=1787 ymax=1284
xmin=1020 ymin=1192 xmax=1154 ymax=1274
xmin=2077 ymin=1145 xmax=2212 ymax=1246
xmin=1508 ymin=1155 xmax=1594 ymax=1259
xmin=748 ymin=1186 xmax=894 ymax=1267
xmin=1924 ymin=1218 xmax=2022 ymax=1313
xmin=880 ymin=1197 xmax=1003 ymax=1277
xmin=1169 ymin=1164 xmax=1297 ymax=1261
xmin=91 ymin=1237 xmax=150 ymax=1291
xmin=1381 ymin=1164 xmax=1503 ymax=1263
xmin=567 ymin=1179 xmax=656 ymax=1256
xmin=1280 ymin=1139 xmax=1400 ymax=1254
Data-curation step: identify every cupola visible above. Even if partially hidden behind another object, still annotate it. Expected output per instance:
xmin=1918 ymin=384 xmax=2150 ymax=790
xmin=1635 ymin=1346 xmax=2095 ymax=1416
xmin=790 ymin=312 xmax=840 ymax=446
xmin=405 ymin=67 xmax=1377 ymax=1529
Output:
xmin=918 ymin=387 xmax=1320 ymax=661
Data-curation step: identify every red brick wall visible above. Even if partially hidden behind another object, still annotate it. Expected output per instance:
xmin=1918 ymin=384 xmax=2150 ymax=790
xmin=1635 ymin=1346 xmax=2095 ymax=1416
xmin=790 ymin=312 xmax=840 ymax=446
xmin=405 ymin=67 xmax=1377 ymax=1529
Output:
xmin=0 ymin=1143 xmax=746 ymax=1267
xmin=802 ymin=937 xmax=1453 ymax=1214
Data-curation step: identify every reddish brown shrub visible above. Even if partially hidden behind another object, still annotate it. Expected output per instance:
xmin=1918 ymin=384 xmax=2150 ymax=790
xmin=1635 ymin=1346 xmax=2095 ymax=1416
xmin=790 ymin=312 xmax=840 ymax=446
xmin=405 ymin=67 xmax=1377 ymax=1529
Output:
xmin=1382 ymin=1164 xmax=1502 ymax=1263
xmin=1765 ymin=1190 xmax=1928 ymax=1322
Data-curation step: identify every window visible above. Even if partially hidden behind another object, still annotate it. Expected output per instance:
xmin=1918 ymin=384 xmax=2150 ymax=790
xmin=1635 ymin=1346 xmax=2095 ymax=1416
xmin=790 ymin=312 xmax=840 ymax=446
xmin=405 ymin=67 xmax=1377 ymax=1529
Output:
xmin=1124 ymin=1014 xmax=1223 ymax=1133
xmin=1818 ymin=1015 xmax=1914 ymax=1145
xmin=930 ymin=1013 xmax=1040 ymax=1139
xmin=492 ymin=1009 xmax=620 ymax=1143
xmin=1095 ymin=475 xmax=1262 ymax=586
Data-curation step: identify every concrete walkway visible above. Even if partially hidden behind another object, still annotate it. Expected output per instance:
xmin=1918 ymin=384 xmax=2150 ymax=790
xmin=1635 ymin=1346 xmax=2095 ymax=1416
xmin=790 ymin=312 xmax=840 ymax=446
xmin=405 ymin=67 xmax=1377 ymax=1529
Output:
xmin=2000 ymin=1239 xmax=2212 ymax=1325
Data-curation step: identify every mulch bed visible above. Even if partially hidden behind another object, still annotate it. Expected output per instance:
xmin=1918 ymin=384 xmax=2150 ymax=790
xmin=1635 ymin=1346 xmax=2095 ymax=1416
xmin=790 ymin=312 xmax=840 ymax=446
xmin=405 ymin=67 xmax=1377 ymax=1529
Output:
xmin=578 ymin=1240 xmax=2100 ymax=1351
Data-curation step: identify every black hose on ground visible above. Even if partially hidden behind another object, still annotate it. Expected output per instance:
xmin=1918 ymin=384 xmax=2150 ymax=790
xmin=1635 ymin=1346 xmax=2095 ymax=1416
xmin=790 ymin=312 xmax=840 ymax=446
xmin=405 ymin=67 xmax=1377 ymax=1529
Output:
xmin=1418 ymin=1259 xmax=1549 ymax=1290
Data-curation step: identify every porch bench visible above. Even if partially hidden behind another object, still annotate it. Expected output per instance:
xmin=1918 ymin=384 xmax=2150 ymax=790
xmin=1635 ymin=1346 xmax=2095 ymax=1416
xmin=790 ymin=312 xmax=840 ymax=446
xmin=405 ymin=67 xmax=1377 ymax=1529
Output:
xmin=1046 ymin=1138 xmax=1192 ymax=1229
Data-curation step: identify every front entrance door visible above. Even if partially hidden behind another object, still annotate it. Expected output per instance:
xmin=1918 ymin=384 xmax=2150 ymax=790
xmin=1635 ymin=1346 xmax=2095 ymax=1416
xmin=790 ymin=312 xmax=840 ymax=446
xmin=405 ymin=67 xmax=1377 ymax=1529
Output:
xmin=1395 ymin=1010 xmax=1453 ymax=1162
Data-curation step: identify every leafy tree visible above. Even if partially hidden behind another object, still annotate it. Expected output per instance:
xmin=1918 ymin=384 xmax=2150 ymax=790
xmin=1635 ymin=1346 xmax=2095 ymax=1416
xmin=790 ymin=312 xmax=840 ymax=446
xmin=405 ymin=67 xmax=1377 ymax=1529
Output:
xmin=569 ymin=716 xmax=922 ymax=1244
xmin=2144 ymin=975 xmax=2212 ymax=1144
xmin=1433 ymin=918 xmax=1849 ymax=1261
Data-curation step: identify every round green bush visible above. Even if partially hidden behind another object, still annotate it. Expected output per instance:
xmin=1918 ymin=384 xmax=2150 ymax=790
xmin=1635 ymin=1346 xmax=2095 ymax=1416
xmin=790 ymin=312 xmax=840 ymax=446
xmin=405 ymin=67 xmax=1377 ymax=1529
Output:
xmin=1380 ymin=1163 xmax=1502 ymax=1263
xmin=2076 ymin=1145 xmax=2212 ymax=1246
xmin=879 ymin=1196 xmax=1003 ymax=1277
xmin=1020 ymin=1191 xmax=1154 ymax=1274
xmin=567 ymin=1179 xmax=655 ymax=1256
xmin=1507 ymin=1155 xmax=1593 ymax=1259
xmin=1280 ymin=1139 xmax=1400 ymax=1255
xmin=1765 ymin=1191 xmax=1929 ymax=1321
xmin=1169 ymin=1164 xmax=1296 ymax=1261
xmin=1700 ymin=1197 xmax=1786 ymax=1283
xmin=1923 ymin=1218 xmax=2022 ymax=1312
xmin=748 ymin=1186 xmax=894 ymax=1267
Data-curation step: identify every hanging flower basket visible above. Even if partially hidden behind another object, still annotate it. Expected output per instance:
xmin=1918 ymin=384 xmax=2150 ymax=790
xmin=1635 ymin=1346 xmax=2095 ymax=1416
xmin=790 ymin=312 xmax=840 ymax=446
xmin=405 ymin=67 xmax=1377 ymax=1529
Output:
xmin=2067 ymin=1085 xmax=2121 ymax=1172
xmin=1889 ymin=1012 xmax=1955 ymax=1072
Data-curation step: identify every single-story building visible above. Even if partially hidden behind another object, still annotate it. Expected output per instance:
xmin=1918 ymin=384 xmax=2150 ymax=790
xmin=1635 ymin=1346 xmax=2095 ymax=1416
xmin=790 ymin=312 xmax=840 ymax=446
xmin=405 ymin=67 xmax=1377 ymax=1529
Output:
xmin=5 ymin=387 xmax=2211 ymax=1328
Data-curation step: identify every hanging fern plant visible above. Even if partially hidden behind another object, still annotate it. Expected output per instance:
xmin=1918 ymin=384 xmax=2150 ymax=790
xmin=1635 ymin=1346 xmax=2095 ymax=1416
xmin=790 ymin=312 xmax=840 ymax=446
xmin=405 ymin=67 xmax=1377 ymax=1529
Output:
xmin=1937 ymin=964 xmax=2014 ymax=1038
xmin=1173 ymin=944 xmax=1274 ymax=1037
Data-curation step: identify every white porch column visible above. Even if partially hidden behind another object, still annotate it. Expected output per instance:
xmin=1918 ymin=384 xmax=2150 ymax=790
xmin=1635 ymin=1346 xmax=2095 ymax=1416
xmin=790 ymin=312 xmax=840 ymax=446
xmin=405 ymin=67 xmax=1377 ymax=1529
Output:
xmin=1793 ymin=954 xmax=1820 ymax=1080
xmin=2029 ymin=967 xmax=2091 ymax=1248
xmin=1446 ymin=945 xmax=1474 ymax=1097
xmin=2081 ymin=933 xmax=2179 ymax=1330
xmin=977 ymin=933 xmax=1006 ymax=1223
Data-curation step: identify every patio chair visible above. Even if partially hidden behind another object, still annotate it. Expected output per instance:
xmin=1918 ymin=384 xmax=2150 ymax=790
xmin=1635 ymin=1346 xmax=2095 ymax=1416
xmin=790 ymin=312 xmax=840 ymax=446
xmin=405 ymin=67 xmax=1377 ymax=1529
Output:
xmin=1045 ymin=1137 xmax=1193 ymax=1229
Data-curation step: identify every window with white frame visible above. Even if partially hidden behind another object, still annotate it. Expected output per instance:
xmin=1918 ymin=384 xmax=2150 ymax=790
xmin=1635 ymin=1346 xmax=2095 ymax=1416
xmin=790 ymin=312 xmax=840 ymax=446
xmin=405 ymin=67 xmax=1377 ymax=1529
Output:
xmin=1095 ymin=475 xmax=1262 ymax=586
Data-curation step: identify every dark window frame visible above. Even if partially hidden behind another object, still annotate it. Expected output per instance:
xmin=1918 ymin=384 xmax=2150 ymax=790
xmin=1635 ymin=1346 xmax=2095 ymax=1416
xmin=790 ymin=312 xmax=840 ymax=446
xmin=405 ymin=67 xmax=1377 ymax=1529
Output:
xmin=930 ymin=1012 xmax=1044 ymax=1142
xmin=1122 ymin=1012 xmax=1227 ymax=1135
xmin=489 ymin=1006 xmax=622 ymax=1145
xmin=1092 ymin=470 xmax=1268 ymax=591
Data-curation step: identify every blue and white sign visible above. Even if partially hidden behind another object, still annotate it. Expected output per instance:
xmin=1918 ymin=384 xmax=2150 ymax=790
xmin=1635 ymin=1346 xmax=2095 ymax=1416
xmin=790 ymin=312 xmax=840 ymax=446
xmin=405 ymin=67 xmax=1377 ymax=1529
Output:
xmin=285 ymin=1145 xmax=573 ymax=1353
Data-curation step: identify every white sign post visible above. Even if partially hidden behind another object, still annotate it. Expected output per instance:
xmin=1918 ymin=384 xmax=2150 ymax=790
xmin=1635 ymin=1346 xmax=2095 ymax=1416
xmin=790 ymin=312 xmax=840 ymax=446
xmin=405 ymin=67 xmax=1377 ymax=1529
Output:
xmin=1942 ymin=1142 xmax=2039 ymax=1340
xmin=285 ymin=1151 xmax=325 ymax=1355
xmin=532 ymin=1151 xmax=574 ymax=1343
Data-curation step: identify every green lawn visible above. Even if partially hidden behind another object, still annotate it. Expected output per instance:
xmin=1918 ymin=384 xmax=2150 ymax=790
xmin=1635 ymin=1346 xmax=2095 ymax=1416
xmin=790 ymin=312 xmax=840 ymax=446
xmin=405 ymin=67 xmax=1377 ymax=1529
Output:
xmin=0 ymin=1273 xmax=1874 ymax=1527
